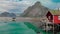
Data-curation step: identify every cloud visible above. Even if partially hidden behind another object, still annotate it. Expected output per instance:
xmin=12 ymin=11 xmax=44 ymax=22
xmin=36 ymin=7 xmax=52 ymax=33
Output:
xmin=0 ymin=0 xmax=32 ymax=13
xmin=0 ymin=9 xmax=8 ymax=13
xmin=0 ymin=1 xmax=16 ymax=13
xmin=0 ymin=0 xmax=22 ymax=2
xmin=10 ymin=1 xmax=32 ymax=13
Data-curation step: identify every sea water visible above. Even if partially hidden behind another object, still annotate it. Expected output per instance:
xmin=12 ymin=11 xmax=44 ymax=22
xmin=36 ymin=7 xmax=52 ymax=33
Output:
xmin=0 ymin=21 xmax=36 ymax=34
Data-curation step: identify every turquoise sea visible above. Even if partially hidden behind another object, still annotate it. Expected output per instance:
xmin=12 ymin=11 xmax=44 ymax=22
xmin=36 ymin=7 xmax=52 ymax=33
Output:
xmin=0 ymin=21 xmax=37 ymax=34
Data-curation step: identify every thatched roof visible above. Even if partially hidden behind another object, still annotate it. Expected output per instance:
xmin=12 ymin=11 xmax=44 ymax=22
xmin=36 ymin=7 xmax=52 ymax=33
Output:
xmin=50 ymin=10 xmax=60 ymax=15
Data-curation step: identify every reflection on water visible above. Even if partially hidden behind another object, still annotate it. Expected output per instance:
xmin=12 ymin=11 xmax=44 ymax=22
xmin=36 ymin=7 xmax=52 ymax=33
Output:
xmin=0 ymin=22 xmax=36 ymax=34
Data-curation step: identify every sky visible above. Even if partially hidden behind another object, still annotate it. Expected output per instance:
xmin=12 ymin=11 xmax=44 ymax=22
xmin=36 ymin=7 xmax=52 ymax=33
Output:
xmin=0 ymin=0 xmax=60 ymax=14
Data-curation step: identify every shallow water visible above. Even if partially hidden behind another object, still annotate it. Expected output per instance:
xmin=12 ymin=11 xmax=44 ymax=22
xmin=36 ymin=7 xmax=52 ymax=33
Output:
xmin=0 ymin=21 xmax=36 ymax=34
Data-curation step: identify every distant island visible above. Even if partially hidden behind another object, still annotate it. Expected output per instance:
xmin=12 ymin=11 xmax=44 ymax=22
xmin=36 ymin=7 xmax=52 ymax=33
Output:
xmin=0 ymin=12 xmax=16 ymax=17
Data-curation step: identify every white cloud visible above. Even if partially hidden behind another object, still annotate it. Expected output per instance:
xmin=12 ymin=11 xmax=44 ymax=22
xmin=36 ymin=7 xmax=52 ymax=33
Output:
xmin=0 ymin=2 xmax=16 ymax=12
xmin=0 ymin=9 xmax=8 ymax=13
xmin=0 ymin=0 xmax=32 ymax=13
xmin=0 ymin=0 xmax=21 ymax=1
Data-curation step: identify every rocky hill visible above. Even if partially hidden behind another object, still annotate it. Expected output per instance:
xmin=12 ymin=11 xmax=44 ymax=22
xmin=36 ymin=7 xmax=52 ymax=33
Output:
xmin=0 ymin=12 xmax=16 ymax=17
xmin=22 ymin=1 xmax=49 ymax=17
